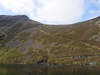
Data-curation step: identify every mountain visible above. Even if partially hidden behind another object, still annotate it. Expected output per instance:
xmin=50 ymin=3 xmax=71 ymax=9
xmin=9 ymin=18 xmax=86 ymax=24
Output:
xmin=0 ymin=15 xmax=100 ymax=65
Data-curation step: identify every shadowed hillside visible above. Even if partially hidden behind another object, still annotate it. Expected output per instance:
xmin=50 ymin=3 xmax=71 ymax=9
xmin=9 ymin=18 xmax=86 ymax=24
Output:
xmin=0 ymin=15 xmax=100 ymax=65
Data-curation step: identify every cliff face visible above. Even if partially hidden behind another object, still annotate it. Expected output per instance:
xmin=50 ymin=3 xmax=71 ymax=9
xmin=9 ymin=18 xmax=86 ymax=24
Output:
xmin=0 ymin=15 xmax=100 ymax=64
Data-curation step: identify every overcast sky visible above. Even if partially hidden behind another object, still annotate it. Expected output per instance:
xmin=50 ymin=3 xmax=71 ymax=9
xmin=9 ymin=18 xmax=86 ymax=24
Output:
xmin=0 ymin=0 xmax=100 ymax=24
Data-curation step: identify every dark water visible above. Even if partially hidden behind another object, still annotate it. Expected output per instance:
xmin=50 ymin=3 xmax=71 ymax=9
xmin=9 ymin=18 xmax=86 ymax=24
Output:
xmin=0 ymin=65 xmax=100 ymax=75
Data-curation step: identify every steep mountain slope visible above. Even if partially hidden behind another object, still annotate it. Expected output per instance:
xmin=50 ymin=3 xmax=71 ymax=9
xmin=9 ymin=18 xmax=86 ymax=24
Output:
xmin=0 ymin=15 xmax=100 ymax=65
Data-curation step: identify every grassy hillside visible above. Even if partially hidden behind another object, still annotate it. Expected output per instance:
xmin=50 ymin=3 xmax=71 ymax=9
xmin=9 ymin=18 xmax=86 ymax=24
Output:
xmin=0 ymin=15 xmax=100 ymax=65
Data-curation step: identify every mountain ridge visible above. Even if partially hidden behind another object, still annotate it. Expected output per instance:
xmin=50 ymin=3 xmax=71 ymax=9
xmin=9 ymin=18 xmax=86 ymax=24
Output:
xmin=0 ymin=15 xmax=100 ymax=65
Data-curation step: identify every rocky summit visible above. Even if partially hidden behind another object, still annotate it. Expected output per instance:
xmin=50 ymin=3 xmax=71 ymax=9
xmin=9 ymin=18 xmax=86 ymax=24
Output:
xmin=0 ymin=15 xmax=100 ymax=65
